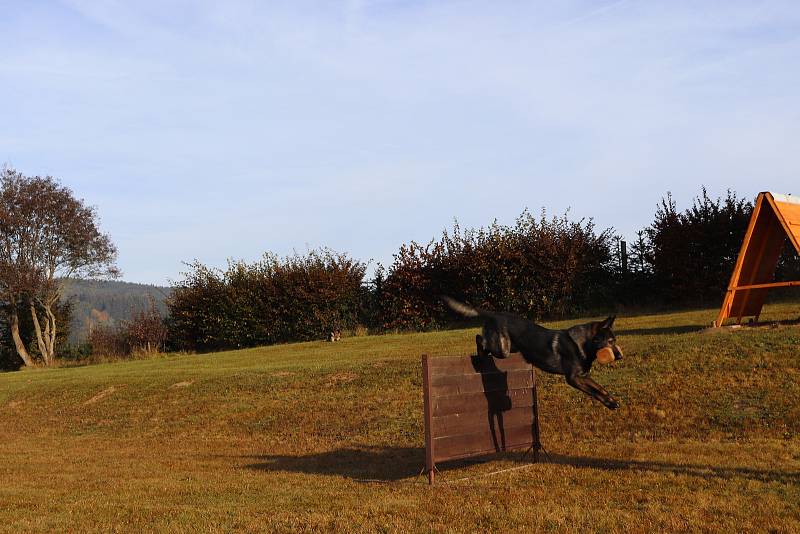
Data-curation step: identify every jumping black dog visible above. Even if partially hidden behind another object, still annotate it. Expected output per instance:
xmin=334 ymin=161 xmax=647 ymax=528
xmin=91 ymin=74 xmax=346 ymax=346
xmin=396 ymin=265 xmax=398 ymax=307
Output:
xmin=442 ymin=296 xmax=623 ymax=410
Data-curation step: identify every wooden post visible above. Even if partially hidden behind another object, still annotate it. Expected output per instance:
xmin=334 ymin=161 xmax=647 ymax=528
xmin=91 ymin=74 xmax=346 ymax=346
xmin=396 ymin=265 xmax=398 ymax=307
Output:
xmin=531 ymin=368 xmax=541 ymax=463
xmin=736 ymin=217 xmax=772 ymax=325
xmin=421 ymin=354 xmax=435 ymax=485
xmin=715 ymin=193 xmax=764 ymax=327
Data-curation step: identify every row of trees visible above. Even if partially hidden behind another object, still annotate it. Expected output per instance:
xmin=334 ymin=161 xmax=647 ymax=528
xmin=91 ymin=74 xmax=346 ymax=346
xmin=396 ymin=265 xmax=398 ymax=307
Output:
xmin=165 ymin=189 xmax=799 ymax=352
xmin=624 ymin=188 xmax=799 ymax=305
xmin=2 ymin=166 xmax=798 ymax=365
xmin=164 ymin=212 xmax=615 ymax=350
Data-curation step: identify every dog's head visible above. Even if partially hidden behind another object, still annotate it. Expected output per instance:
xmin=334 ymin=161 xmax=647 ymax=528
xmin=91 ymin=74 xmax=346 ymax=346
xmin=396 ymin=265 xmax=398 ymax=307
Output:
xmin=591 ymin=316 xmax=623 ymax=364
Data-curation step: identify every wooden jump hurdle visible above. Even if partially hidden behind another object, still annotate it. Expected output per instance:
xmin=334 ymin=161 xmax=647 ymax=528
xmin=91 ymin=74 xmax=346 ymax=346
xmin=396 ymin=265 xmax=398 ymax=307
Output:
xmin=421 ymin=353 xmax=542 ymax=484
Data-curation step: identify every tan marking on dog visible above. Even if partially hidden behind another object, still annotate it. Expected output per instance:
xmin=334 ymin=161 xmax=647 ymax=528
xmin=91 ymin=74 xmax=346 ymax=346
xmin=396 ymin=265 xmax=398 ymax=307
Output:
xmin=569 ymin=332 xmax=587 ymax=359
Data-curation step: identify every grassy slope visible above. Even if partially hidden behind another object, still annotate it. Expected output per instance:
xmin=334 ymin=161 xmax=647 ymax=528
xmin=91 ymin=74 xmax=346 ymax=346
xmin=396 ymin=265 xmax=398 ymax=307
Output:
xmin=1 ymin=304 xmax=800 ymax=533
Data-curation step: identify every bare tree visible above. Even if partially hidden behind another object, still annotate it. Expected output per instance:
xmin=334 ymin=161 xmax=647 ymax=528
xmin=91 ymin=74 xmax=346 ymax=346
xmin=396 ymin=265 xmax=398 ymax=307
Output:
xmin=0 ymin=167 xmax=118 ymax=366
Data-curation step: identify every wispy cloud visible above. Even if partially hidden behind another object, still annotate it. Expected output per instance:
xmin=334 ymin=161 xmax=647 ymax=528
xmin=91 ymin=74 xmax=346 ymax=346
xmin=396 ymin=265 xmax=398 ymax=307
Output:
xmin=1 ymin=1 xmax=799 ymax=283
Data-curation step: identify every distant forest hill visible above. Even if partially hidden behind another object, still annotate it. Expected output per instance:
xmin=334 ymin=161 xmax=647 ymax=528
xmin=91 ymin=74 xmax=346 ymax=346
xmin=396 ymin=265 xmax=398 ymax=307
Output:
xmin=63 ymin=280 xmax=171 ymax=344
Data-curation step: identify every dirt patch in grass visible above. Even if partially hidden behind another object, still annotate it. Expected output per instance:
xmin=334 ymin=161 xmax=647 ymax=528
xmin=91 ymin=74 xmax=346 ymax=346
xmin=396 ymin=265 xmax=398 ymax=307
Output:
xmin=169 ymin=380 xmax=194 ymax=389
xmin=325 ymin=372 xmax=358 ymax=386
xmin=82 ymin=386 xmax=121 ymax=406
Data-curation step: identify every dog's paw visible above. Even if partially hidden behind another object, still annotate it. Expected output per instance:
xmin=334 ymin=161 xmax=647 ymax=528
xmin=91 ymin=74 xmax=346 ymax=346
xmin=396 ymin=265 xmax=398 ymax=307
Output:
xmin=606 ymin=398 xmax=620 ymax=410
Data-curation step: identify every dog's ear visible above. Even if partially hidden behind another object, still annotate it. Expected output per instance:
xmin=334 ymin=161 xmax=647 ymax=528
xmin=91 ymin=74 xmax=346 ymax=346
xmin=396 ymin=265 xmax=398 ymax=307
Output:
xmin=591 ymin=315 xmax=615 ymax=336
xmin=601 ymin=315 xmax=616 ymax=330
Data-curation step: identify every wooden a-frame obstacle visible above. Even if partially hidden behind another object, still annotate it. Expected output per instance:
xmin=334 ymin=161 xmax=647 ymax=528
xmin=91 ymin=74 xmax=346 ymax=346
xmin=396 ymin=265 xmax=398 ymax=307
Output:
xmin=714 ymin=192 xmax=800 ymax=327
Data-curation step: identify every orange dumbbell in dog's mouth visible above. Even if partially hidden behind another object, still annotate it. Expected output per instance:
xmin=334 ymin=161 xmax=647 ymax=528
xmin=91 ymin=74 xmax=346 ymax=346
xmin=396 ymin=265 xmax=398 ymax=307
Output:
xmin=596 ymin=346 xmax=623 ymax=364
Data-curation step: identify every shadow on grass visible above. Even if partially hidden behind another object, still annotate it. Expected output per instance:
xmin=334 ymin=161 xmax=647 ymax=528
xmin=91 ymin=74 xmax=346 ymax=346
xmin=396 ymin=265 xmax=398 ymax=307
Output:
xmin=544 ymin=452 xmax=800 ymax=485
xmin=244 ymin=447 xmax=800 ymax=485
xmin=615 ymin=324 xmax=705 ymax=336
xmin=443 ymin=320 xmax=707 ymax=338
xmin=245 ymin=447 xmax=426 ymax=481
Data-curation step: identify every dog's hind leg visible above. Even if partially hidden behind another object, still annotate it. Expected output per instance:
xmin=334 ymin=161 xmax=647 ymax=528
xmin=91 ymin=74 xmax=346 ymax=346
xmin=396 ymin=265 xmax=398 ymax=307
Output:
xmin=497 ymin=333 xmax=512 ymax=359
xmin=480 ymin=328 xmax=498 ymax=358
xmin=476 ymin=334 xmax=488 ymax=358
xmin=565 ymin=374 xmax=619 ymax=410
xmin=483 ymin=330 xmax=510 ymax=359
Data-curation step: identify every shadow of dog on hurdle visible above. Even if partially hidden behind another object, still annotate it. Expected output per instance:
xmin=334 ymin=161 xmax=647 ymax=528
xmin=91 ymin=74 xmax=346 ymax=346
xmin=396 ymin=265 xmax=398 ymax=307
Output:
xmin=442 ymin=296 xmax=623 ymax=410
xmin=470 ymin=355 xmax=513 ymax=452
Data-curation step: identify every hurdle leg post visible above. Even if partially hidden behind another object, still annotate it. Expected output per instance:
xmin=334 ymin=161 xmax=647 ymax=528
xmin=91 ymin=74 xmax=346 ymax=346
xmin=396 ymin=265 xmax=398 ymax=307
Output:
xmin=422 ymin=354 xmax=436 ymax=484
xmin=531 ymin=368 xmax=542 ymax=463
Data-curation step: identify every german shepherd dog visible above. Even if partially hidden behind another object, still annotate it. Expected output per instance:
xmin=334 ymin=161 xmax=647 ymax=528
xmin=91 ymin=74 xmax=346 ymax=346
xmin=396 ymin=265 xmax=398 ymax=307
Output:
xmin=442 ymin=296 xmax=623 ymax=410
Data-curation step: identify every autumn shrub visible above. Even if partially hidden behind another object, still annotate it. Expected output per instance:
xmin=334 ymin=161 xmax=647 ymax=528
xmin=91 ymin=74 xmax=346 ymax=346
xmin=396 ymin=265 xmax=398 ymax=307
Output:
xmin=87 ymin=298 xmax=167 ymax=358
xmin=167 ymin=249 xmax=367 ymax=352
xmin=87 ymin=324 xmax=128 ymax=359
xmin=375 ymin=210 xmax=616 ymax=330
xmin=125 ymin=297 xmax=168 ymax=354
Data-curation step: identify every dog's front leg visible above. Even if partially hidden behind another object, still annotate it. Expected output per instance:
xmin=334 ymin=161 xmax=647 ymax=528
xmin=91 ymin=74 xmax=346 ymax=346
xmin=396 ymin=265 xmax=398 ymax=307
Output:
xmin=577 ymin=375 xmax=619 ymax=410
xmin=565 ymin=374 xmax=619 ymax=410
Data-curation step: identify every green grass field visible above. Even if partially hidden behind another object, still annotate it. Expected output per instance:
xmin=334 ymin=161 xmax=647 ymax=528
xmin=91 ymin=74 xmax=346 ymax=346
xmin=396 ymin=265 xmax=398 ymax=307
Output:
xmin=2 ymin=304 xmax=800 ymax=532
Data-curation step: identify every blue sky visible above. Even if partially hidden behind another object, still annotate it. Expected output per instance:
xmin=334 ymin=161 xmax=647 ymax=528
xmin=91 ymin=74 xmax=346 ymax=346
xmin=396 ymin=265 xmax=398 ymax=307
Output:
xmin=2 ymin=0 xmax=799 ymax=285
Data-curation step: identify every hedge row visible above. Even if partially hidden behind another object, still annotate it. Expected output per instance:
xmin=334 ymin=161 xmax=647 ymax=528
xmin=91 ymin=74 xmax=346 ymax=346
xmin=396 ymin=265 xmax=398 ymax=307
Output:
xmin=374 ymin=211 xmax=614 ymax=331
xmin=167 ymin=250 xmax=367 ymax=352
xmin=165 ymin=188 xmax=800 ymax=352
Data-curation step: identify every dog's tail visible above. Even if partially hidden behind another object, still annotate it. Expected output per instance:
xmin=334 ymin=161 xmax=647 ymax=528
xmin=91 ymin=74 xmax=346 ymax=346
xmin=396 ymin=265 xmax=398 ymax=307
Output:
xmin=441 ymin=295 xmax=480 ymax=318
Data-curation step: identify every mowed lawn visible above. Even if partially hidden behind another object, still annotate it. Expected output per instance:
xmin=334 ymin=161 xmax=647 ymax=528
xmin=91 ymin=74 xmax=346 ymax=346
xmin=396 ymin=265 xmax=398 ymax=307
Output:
xmin=2 ymin=304 xmax=800 ymax=533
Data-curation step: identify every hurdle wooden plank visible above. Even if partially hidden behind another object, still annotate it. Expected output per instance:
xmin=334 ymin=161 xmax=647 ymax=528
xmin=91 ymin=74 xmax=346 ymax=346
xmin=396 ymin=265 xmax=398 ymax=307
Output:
xmin=432 ymin=406 xmax=537 ymax=438
xmin=428 ymin=354 xmax=534 ymax=374
xmin=430 ymin=369 xmax=534 ymax=396
xmin=433 ymin=424 xmax=537 ymax=461
xmin=432 ymin=388 xmax=534 ymax=418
